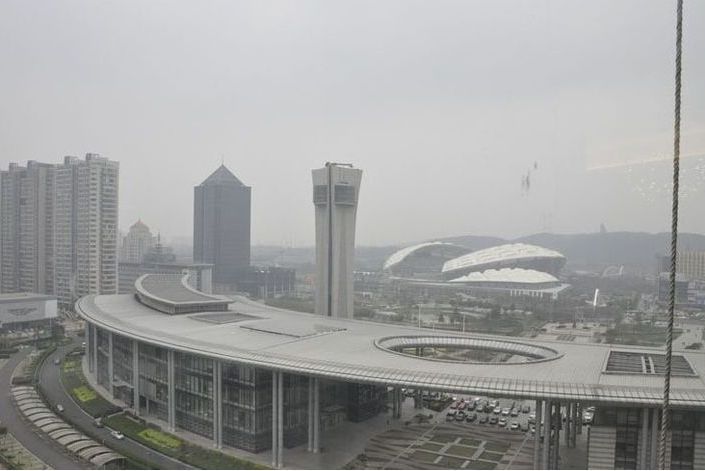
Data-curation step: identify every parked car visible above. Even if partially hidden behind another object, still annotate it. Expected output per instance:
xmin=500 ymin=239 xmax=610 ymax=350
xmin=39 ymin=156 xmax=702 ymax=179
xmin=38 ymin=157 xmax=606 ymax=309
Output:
xmin=466 ymin=413 xmax=477 ymax=423
xmin=479 ymin=415 xmax=488 ymax=424
xmin=493 ymin=407 xmax=502 ymax=415
xmin=56 ymin=404 xmax=64 ymax=413
xmin=458 ymin=402 xmax=467 ymax=411
xmin=521 ymin=423 xmax=529 ymax=432
xmin=467 ymin=402 xmax=476 ymax=411
xmin=498 ymin=418 xmax=508 ymax=427
xmin=510 ymin=408 xmax=519 ymax=417
xmin=501 ymin=408 xmax=510 ymax=416
xmin=522 ymin=404 xmax=531 ymax=413
xmin=53 ymin=358 xmax=61 ymax=365
xmin=510 ymin=421 xmax=520 ymax=430
xmin=489 ymin=416 xmax=498 ymax=425
xmin=450 ymin=402 xmax=459 ymax=410
xmin=111 ymin=431 xmax=124 ymax=440
xmin=528 ymin=413 xmax=536 ymax=424
xmin=446 ymin=411 xmax=457 ymax=421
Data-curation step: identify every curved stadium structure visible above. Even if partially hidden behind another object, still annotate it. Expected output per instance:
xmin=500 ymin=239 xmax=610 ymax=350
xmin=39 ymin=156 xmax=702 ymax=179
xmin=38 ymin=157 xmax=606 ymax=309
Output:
xmin=382 ymin=241 xmax=469 ymax=277
xmin=441 ymin=243 xmax=567 ymax=280
xmin=78 ymin=273 xmax=705 ymax=469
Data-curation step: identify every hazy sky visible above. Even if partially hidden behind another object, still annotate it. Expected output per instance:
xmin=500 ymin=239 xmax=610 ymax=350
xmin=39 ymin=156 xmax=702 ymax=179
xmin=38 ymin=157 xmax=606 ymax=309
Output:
xmin=1 ymin=0 xmax=704 ymax=246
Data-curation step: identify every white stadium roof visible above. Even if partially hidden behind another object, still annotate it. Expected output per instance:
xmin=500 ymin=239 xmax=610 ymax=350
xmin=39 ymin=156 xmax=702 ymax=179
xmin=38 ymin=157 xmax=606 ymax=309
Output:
xmin=442 ymin=243 xmax=565 ymax=274
xmin=383 ymin=241 xmax=466 ymax=271
xmin=449 ymin=268 xmax=559 ymax=284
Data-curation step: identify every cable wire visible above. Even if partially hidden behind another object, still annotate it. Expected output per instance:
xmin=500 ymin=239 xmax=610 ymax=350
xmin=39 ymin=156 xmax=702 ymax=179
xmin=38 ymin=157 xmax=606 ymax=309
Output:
xmin=659 ymin=0 xmax=683 ymax=468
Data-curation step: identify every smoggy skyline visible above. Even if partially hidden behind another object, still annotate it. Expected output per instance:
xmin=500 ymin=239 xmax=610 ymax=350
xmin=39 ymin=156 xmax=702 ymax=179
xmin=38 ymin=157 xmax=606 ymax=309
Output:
xmin=1 ymin=0 xmax=704 ymax=246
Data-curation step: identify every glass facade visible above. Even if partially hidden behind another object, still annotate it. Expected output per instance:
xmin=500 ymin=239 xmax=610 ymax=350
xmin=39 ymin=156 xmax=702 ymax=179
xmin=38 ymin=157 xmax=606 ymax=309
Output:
xmin=221 ymin=362 xmax=272 ymax=451
xmin=138 ymin=343 xmax=169 ymax=422
xmin=175 ymin=352 xmax=213 ymax=439
xmin=96 ymin=327 xmax=110 ymax=389
xmin=112 ymin=334 xmax=134 ymax=407
xmin=86 ymin=328 xmax=384 ymax=455
xmin=594 ymin=407 xmax=705 ymax=470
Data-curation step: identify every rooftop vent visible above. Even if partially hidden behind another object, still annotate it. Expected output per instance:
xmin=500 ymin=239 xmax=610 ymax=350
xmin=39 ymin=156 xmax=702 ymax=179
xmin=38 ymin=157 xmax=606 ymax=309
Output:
xmin=605 ymin=351 xmax=695 ymax=376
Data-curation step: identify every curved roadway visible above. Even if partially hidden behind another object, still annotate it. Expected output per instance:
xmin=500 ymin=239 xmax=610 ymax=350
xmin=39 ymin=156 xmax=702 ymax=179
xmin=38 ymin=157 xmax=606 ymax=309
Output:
xmin=0 ymin=348 xmax=86 ymax=469
xmin=38 ymin=339 xmax=192 ymax=469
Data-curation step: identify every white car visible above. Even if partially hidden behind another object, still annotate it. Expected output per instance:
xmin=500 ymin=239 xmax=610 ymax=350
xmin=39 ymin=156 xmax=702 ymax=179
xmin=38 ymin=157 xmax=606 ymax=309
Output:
xmin=510 ymin=421 xmax=520 ymax=430
xmin=501 ymin=408 xmax=510 ymax=416
xmin=110 ymin=431 xmax=124 ymax=440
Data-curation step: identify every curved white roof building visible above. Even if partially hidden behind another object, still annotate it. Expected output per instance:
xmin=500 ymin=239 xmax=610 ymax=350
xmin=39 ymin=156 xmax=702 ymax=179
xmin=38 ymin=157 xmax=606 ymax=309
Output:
xmin=449 ymin=268 xmax=559 ymax=285
xmin=383 ymin=241 xmax=468 ymax=275
xmin=442 ymin=243 xmax=566 ymax=279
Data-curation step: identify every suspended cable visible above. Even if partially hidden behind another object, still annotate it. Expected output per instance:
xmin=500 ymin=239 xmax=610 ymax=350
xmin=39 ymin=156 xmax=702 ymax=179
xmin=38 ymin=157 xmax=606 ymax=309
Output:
xmin=659 ymin=0 xmax=683 ymax=468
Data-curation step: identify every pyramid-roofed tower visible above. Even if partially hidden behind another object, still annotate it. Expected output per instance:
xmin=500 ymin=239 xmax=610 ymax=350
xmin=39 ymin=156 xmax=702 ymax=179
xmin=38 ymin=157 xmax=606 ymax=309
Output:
xmin=194 ymin=165 xmax=251 ymax=287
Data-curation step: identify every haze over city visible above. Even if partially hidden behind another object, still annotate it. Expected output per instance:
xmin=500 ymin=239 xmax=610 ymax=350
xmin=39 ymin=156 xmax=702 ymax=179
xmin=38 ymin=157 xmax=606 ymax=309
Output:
xmin=1 ymin=0 xmax=704 ymax=246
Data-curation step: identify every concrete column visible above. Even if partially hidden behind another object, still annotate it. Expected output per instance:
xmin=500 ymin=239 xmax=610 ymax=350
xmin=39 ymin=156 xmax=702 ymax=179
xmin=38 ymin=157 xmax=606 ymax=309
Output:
xmin=167 ymin=350 xmax=176 ymax=431
xmin=271 ymin=371 xmax=280 ymax=468
xmin=85 ymin=322 xmax=92 ymax=372
xmin=313 ymin=377 xmax=320 ymax=453
xmin=573 ymin=402 xmax=583 ymax=448
xmin=132 ymin=340 xmax=139 ymax=414
xmin=542 ymin=400 xmax=551 ymax=469
xmin=565 ymin=403 xmax=571 ymax=447
xmin=213 ymin=360 xmax=222 ymax=448
xmin=107 ymin=331 xmax=114 ymax=393
xmin=91 ymin=325 xmax=98 ymax=375
xmin=277 ymin=372 xmax=284 ymax=468
xmin=577 ymin=403 xmax=582 ymax=435
xmin=650 ymin=408 xmax=659 ymax=469
xmin=533 ymin=400 xmax=542 ymax=469
xmin=307 ymin=377 xmax=314 ymax=452
xmin=638 ymin=407 xmax=649 ymax=469
xmin=553 ymin=403 xmax=560 ymax=469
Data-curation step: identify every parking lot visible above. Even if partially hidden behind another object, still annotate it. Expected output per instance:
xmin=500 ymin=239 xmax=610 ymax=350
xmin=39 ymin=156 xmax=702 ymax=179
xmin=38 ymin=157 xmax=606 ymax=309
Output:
xmin=433 ymin=394 xmax=538 ymax=434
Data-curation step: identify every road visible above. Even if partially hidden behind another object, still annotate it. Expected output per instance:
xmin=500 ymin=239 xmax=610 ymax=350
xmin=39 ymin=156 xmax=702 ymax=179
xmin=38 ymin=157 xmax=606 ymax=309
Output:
xmin=39 ymin=339 xmax=192 ymax=469
xmin=0 ymin=347 xmax=87 ymax=469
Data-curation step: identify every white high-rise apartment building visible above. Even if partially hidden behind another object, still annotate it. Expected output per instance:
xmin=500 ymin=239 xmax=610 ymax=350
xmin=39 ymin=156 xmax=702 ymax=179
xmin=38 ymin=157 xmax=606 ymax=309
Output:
xmin=54 ymin=154 xmax=119 ymax=307
xmin=120 ymin=219 xmax=154 ymax=263
xmin=0 ymin=161 xmax=55 ymax=293
xmin=312 ymin=163 xmax=362 ymax=319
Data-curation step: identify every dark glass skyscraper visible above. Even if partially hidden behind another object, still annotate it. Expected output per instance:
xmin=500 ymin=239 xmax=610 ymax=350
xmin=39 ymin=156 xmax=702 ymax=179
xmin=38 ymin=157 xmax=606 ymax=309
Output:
xmin=193 ymin=165 xmax=251 ymax=288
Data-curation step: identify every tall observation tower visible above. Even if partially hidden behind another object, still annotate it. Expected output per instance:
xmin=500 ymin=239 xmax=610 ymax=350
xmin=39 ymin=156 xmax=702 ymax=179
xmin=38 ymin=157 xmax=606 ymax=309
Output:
xmin=312 ymin=163 xmax=362 ymax=319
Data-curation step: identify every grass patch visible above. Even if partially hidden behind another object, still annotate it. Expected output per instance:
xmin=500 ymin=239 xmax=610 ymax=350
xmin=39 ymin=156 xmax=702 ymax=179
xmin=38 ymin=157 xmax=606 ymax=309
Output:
xmin=483 ymin=441 xmax=510 ymax=453
xmin=436 ymin=456 xmax=467 ymax=468
xmin=105 ymin=413 xmax=268 ymax=469
xmin=139 ymin=429 xmax=181 ymax=450
xmin=60 ymin=356 xmax=120 ymax=418
xmin=460 ymin=438 xmax=482 ymax=447
xmin=479 ymin=451 xmax=505 ymax=462
xmin=447 ymin=445 xmax=477 ymax=458
xmin=410 ymin=450 xmax=439 ymax=464
xmin=72 ymin=385 xmax=97 ymax=402
xmin=417 ymin=441 xmax=444 ymax=452
xmin=431 ymin=433 xmax=459 ymax=444
xmin=466 ymin=459 xmax=497 ymax=469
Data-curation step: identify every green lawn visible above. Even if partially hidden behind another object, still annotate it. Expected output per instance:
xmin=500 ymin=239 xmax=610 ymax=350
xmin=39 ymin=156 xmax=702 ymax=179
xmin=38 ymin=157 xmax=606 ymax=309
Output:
xmin=59 ymin=356 xmax=119 ymax=418
xmin=446 ymin=445 xmax=477 ymax=458
xmin=105 ymin=413 xmax=268 ymax=469
xmin=460 ymin=438 xmax=482 ymax=447
xmin=410 ymin=450 xmax=439 ymax=464
xmin=479 ymin=451 xmax=505 ymax=462
xmin=417 ymin=441 xmax=444 ymax=452
xmin=483 ymin=441 xmax=510 ymax=453
xmin=465 ymin=459 xmax=497 ymax=469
